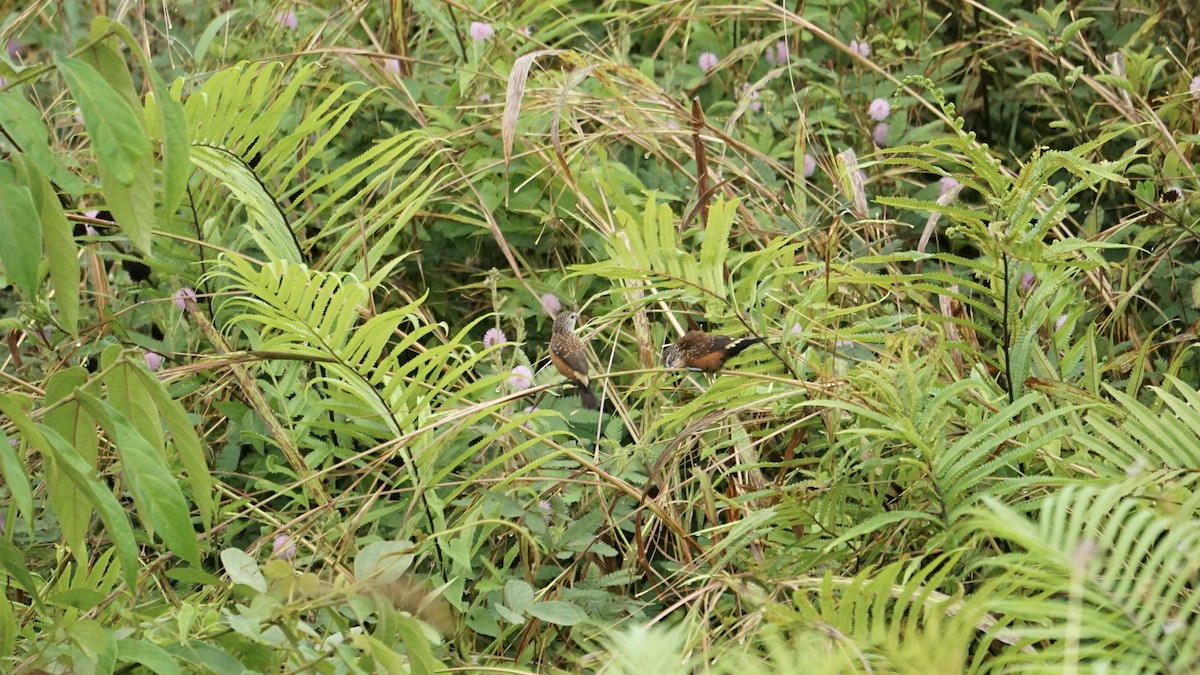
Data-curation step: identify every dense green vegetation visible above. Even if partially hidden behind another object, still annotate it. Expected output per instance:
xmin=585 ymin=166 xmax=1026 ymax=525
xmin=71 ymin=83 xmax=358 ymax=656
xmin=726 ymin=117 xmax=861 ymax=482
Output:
xmin=1 ymin=0 xmax=1199 ymax=672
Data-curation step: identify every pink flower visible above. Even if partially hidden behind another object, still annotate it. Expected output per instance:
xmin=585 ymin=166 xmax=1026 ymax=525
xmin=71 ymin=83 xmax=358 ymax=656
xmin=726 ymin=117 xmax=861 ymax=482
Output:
xmin=938 ymin=176 xmax=960 ymax=197
xmin=868 ymin=98 xmax=890 ymax=121
xmin=84 ymin=209 xmax=99 ymax=218
xmin=872 ymin=122 xmax=889 ymax=146
xmin=483 ymin=327 xmax=507 ymax=348
xmin=789 ymin=323 xmax=803 ymax=336
xmin=469 ymin=21 xmax=494 ymax=42
xmin=174 ymin=287 xmax=197 ymax=310
xmin=0 ymin=77 xmax=7 ymax=88
xmin=739 ymin=83 xmax=762 ymax=113
xmin=84 ymin=225 xmax=98 ymax=236
xmin=1055 ymin=315 xmax=1068 ymax=331
xmin=540 ymin=293 xmax=561 ymax=314
xmin=1021 ymin=272 xmax=1036 ymax=292
xmin=698 ymin=52 xmax=719 ymax=72
xmin=849 ymin=39 xmax=870 ymax=58
xmin=1191 ymin=76 xmax=1200 ymax=99
xmin=384 ymin=58 xmax=401 ymax=75
xmin=508 ymin=366 xmax=533 ymax=389
xmin=478 ymin=93 xmax=492 ymax=103
xmin=5 ymin=40 xmax=20 ymax=59
xmin=275 ymin=10 xmax=297 ymax=30
xmin=144 ymin=352 xmax=164 ymax=371
xmin=803 ymin=153 xmax=816 ymax=178
xmin=765 ymin=40 xmax=789 ymax=65
xmin=272 ymin=535 xmax=297 ymax=560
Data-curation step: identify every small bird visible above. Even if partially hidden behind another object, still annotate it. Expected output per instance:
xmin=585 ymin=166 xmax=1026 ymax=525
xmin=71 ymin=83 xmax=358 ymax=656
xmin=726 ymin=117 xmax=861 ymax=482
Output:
xmin=549 ymin=311 xmax=599 ymax=409
xmin=663 ymin=330 xmax=765 ymax=372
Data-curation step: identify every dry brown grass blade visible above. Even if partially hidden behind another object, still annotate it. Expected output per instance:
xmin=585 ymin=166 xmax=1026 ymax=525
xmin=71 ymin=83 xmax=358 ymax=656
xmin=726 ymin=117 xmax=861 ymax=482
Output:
xmin=917 ymin=179 xmax=964 ymax=267
xmin=687 ymin=98 xmax=711 ymax=230
xmin=836 ymin=149 xmax=869 ymax=219
xmin=502 ymin=48 xmax=566 ymax=169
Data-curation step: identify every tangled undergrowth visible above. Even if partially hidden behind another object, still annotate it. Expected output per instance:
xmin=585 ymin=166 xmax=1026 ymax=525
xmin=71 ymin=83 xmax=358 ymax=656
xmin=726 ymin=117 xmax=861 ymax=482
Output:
xmin=1 ymin=1 xmax=1199 ymax=672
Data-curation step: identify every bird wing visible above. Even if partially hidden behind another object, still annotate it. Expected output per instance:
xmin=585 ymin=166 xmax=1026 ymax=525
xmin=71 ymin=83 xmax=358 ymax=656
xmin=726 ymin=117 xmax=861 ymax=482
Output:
xmin=551 ymin=340 xmax=590 ymax=382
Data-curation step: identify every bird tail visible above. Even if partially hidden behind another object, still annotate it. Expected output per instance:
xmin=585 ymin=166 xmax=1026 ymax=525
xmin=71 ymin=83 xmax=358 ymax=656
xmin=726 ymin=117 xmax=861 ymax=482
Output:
xmin=725 ymin=336 xmax=766 ymax=358
xmin=576 ymin=384 xmax=599 ymax=410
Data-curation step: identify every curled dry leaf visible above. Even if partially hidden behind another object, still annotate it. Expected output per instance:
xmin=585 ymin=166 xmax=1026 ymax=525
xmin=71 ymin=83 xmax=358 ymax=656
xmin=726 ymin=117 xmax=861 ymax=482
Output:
xmin=502 ymin=49 xmax=566 ymax=167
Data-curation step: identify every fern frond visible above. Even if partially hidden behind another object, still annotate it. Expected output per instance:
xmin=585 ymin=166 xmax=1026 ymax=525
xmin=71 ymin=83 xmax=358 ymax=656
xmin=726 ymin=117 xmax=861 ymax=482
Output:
xmin=209 ymin=258 xmax=495 ymax=443
xmin=578 ymin=194 xmax=743 ymax=312
xmin=761 ymin=553 xmax=988 ymax=673
xmin=190 ymin=144 xmax=301 ymax=263
xmin=971 ymin=474 xmax=1200 ymax=672
xmin=1074 ymin=378 xmax=1200 ymax=472
xmin=936 ymin=394 xmax=1081 ymax=517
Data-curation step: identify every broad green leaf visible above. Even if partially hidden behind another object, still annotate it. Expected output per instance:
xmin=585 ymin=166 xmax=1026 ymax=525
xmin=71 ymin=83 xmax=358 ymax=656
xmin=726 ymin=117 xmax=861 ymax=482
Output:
xmin=44 ymin=367 xmax=99 ymax=557
xmin=131 ymin=366 xmax=214 ymax=528
xmin=12 ymin=154 xmax=79 ymax=333
xmin=39 ymin=427 xmax=140 ymax=588
xmin=98 ymin=151 xmax=156 ymax=254
xmin=504 ymin=579 xmax=535 ymax=614
xmin=0 ymin=406 xmax=132 ymax=594
xmin=164 ymin=567 xmax=223 ymax=587
xmin=0 ymin=538 xmax=46 ymax=613
xmin=1060 ymin=17 xmax=1094 ymax=44
xmin=78 ymin=393 xmax=200 ymax=566
xmin=105 ymin=359 xmax=164 ymax=454
xmin=220 ymin=548 xmax=267 ymax=593
xmin=192 ymin=10 xmax=241 ymax=64
xmin=117 ymin=639 xmax=182 ymax=675
xmin=67 ymin=619 xmax=117 ymax=674
xmin=0 ymin=168 xmax=42 ymax=298
xmin=355 ymin=634 xmax=410 ymax=673
xmin=92 ymin=15 xmax=191 ymax=224
xmin=146 ymin=84 xmax=190 ymax=224
xmin=79 ymin=39 xmax=140 ymax=112
xmin=165 ymin=642 xmax=245 ymax=672
xmin=0 ymin=430 xmax=33 ymax=537
xmin=394 ymin=614 xmax=446 ymax=675
xmin=0 ymin=575 xmax=15 ymax=656
xmin=355 ymin=541 xmax=416 ymax=584
xmin=91 ymin=359 xmax=169 ymax=534
xmin=495 ymin=601 xmax=526 ymax=625
xmin=527 ymin=600 xmax=588 ymax=626
xmin=0 ymin=394 xmax=90 ymax=560
xmin=56 ymin=54 xmax=150 ymax=186
xmin=58 ymin=54 xmax=155 ymax=253
xmin=1019 ymin=72 xmax=1062 ymax=91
